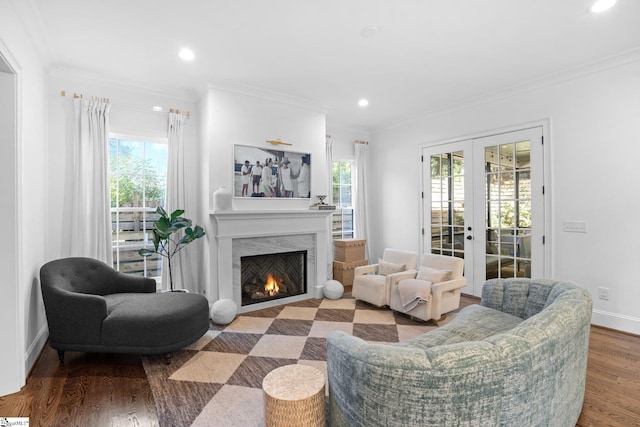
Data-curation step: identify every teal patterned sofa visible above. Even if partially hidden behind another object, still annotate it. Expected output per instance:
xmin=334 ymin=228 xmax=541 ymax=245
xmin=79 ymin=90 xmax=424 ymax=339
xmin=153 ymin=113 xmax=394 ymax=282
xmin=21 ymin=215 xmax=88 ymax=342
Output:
xmin=327 ymin=278 xmax=592 ymax=427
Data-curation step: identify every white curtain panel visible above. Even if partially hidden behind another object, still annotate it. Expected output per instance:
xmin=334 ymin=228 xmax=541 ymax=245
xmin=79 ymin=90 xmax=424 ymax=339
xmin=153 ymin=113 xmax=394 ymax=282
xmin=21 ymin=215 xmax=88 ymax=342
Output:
xmin=70 ymin=98 xmax=113 ymax=265
xmin=354 ymin=141 xmax=372 ymax=262
xmin=325 ymin=135 xmax=334 ymax=279
xmin=164 ymin=111 xmax=194 ymax=291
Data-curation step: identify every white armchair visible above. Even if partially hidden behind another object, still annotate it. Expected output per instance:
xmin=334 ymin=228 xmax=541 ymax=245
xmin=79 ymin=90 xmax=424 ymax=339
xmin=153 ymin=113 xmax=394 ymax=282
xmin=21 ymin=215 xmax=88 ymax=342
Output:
xmin=351 ymin=248 xmax=418 ymax=307
xmin=389 ymin=253 xmax=466 ymax=322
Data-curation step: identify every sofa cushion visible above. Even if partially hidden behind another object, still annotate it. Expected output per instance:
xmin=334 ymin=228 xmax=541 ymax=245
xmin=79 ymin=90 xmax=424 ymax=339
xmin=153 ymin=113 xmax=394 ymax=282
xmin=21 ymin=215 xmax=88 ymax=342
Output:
xmin=523 ymin=279 xmax=556 ymax=318
xmin=482 ymin=278 xmax=563 ymax=320
xmin=101 ymin=292 xmax=209 ymax=350
xmin=397 ymin=304 xmax=523 ymax=350
xmin=416 ymin=266 xmax=451 ymax=283
xmin=378 ymin=259 xmax=406 ymax=275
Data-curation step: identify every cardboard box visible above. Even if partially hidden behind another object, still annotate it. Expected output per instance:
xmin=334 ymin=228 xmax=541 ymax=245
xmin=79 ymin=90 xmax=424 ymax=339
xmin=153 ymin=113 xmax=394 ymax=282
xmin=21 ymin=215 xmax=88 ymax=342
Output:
xmin=333 ymin=259 xmax=368 ymax=287
xmin=334 ymin=239 xmax=366 ymax=263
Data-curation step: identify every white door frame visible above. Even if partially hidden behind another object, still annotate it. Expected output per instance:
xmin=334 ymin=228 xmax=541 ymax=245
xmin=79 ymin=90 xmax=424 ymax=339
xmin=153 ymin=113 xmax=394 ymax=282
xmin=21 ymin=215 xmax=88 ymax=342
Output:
xmin=0 ymin=39 xmax=25 ymax=396
xmin=420 ymin=120 xmax=552 ymax=295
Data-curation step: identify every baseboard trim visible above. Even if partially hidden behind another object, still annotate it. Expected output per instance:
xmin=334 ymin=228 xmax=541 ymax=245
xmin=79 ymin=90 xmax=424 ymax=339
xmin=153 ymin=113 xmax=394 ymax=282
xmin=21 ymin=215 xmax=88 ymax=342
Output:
xmin=591 ymin=309 xmax=640 ymax=336
xmin=25 ymin=324 xmax=48 ymax=376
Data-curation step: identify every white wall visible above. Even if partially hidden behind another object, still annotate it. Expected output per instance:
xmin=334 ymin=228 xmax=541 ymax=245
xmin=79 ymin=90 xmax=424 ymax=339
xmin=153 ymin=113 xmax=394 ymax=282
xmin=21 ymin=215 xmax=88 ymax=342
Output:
xmin=206 ymin=88 xmax=328 ymax=210
xmin=371 ymin=55 xmax=640 ymax=334
xmin=204 ymin=87 xmax=327 ymax=299
xmin=0 ymin=0 xmax=49 ymax=394
xmin=327 ymin=121 xmax=371 ymax=162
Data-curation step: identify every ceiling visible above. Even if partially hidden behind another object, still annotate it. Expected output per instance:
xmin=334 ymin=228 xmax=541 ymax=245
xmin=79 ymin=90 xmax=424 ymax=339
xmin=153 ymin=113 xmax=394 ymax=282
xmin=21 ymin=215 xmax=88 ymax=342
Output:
xmin=24 ymin=0 xmax=640 ymax=130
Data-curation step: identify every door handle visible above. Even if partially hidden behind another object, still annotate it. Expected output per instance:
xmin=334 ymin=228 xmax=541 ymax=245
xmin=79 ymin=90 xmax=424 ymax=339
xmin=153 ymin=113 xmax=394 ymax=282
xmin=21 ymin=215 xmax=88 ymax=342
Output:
xmin=466 ymin=235 xmax=472 ymax=240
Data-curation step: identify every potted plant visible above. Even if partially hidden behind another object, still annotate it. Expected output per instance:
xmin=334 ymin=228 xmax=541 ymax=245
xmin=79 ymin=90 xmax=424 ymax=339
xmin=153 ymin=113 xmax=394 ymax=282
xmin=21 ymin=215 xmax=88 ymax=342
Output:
xmin=139 ymin=207 xmax=206 ymax=291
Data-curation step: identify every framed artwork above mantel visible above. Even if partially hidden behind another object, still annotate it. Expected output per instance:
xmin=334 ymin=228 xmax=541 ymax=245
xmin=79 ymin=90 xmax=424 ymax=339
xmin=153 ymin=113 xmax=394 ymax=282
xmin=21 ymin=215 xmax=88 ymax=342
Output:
xmin=233 ymin=144 xmax=311 ymax=199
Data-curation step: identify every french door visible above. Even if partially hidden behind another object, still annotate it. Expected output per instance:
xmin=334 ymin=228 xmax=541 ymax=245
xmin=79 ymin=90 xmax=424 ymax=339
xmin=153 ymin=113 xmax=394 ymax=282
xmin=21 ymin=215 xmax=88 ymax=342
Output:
xmin=422 ymin=127 xmax=545 ymax=296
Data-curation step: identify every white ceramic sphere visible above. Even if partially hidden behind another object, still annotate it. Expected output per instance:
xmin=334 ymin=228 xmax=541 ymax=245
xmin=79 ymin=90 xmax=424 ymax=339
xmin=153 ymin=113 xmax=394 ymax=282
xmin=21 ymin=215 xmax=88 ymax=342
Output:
xmin=324 ymin=280 xmax=344 ymax=300
xmin=210 ymin=299 xmax=238 ymax=325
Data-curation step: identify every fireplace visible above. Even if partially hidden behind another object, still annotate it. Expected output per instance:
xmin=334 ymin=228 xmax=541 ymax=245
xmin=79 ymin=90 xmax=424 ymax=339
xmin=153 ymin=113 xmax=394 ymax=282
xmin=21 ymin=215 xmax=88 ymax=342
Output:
xmin=241 ymin=250 xmax=307 ymax=306
xmin=211 ymin=210 xmax=334 ymax=313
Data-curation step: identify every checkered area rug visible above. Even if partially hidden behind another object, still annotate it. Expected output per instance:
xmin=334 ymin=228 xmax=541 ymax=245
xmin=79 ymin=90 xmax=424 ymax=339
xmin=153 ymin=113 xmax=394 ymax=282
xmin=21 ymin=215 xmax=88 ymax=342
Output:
xmin=141 ymin=294 xmax=459 ymax=427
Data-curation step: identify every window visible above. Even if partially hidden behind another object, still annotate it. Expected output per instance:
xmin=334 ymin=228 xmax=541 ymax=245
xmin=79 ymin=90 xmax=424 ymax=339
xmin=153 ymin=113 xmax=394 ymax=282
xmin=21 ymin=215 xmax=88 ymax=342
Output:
xmin=109 ymin=136 xmax=168 ymax=277
xmin=332 ymin=161 xmax=355 ymax=239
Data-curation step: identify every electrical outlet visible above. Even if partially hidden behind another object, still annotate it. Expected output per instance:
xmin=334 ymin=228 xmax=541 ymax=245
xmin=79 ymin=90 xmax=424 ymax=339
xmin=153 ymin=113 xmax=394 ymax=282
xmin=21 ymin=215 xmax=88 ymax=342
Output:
xmin=598 ymin=287 xmax=609 ymax=300
xmin=563 ymin=221 xmax=588 ymax=233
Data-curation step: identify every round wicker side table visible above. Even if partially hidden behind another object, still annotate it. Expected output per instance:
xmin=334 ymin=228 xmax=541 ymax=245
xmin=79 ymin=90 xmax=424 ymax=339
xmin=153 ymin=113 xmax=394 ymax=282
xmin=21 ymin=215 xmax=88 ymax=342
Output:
xmin=262 ymin=364 xmax=325 ymax=427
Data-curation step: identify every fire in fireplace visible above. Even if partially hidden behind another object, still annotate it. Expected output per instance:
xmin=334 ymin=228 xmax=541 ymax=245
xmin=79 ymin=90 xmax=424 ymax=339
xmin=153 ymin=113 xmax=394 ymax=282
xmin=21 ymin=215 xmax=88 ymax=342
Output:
xmin=240 ymin=250 xmax=307 ymax=306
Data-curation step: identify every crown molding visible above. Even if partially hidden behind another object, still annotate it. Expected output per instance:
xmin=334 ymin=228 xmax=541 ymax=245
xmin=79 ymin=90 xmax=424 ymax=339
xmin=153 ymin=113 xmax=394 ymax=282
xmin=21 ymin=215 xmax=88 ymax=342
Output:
xmin=49 ymin=66 xmax=201 ymax=104
xmin=376 ymin=46 xmax=640 ymax=133
xmin=208 ymin=81 xmax=330 ymax=115
xmin=326 ymin=119 xmax=372 ymax=137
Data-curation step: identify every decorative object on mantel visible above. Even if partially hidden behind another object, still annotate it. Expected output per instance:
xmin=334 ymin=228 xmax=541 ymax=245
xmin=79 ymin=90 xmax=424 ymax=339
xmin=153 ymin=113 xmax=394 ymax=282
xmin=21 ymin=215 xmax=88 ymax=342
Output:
xmin=266 ymin=138 xmax=292 ymax=146
xmin=309 ymin=194 xmax=336 ymax=210
xmin=210 ymin=298 xmax=238 ymax=325
xmin=212 ymin=186 xmax=232 ymax=211
xmin=139 ymin=207 xmax=206 ymax=292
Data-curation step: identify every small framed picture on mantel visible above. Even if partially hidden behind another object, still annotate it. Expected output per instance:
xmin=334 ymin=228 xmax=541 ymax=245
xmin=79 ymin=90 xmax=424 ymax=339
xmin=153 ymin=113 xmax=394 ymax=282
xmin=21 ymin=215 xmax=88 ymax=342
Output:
xmin=309 ymin=195 xmax=336 ymax=210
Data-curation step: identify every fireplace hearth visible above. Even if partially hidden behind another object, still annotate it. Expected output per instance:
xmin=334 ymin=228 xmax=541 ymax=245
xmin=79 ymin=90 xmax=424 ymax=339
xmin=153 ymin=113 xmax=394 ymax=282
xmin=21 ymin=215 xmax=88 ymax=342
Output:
xmin=241 ymin=250 xmax=307 ymax=306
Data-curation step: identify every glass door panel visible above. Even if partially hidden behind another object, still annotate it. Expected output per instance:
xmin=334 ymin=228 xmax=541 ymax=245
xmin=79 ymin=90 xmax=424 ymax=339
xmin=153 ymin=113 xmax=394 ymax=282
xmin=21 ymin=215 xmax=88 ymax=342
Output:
xmin=474 ymin=129 xmax=542 ymax=285
xmin=429 ymin=152 xmax=465 ymax=259
xmin=423 ymin=141 xmax=473 ymax=294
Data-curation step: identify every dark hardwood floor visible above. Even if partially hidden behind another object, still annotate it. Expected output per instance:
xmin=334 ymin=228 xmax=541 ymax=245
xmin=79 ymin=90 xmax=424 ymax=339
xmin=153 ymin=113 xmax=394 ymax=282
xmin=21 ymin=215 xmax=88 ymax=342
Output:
xmin=1 ymin=295 xmax=638 ymax=426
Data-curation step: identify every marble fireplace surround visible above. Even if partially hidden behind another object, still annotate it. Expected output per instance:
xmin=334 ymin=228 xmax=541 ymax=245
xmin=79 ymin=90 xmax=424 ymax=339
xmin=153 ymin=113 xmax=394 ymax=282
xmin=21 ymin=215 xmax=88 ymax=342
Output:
xmin=210 ymin=210 xmax=333 ymax=313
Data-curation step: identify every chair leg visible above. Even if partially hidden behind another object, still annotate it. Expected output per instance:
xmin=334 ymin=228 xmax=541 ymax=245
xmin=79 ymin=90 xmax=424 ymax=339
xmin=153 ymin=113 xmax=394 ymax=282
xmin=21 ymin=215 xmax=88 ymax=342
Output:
xmin=165 ymin=353 xmax=172 ymax=365
xmin=433 ymin=314 xmax=447 ymax=326
xmin=57 ymin=350 xmax=65 ymax=362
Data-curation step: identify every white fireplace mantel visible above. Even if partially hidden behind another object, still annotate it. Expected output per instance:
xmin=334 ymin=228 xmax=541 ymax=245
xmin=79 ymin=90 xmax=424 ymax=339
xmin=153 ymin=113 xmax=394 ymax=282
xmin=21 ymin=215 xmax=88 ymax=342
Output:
xmin=212 ymin=210 xmax=334 ymax=238
xmin=210 ymin=209 xmax=334 ymax=311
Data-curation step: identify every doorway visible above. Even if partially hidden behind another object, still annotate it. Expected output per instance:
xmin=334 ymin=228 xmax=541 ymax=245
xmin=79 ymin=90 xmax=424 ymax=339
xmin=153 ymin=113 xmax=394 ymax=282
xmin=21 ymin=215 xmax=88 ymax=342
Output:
xmin=0 ymin=49 xmax=23 ymax=395
xmin=422 ymin=126 xmax=546 ymax=296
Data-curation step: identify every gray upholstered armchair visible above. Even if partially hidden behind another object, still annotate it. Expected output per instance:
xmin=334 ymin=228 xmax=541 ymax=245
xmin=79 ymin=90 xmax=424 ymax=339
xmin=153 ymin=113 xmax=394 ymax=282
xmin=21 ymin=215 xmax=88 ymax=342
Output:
xmin=40 ymin=257 xmax=210 ymax=363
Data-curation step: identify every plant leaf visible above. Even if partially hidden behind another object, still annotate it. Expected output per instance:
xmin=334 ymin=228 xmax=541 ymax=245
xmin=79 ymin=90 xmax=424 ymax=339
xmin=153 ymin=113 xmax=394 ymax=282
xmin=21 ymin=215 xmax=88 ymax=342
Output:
xmin=156 ymin=206 xmax=168 ymax=219
xmin=178 ymin=235 xmax=194 ymax=245
xmin=152 ymin=230 xmax=161 ymax=251
xmin=156 ymin=216 xmax=170 ymax=232
xmin=138 ymin=248 xmax=155 ymax=257
xmin=193 ymin=225 xmax=206 ymax=238
xmin=171 ymin=218 xmax=191 ymax=229
xmin=170 ymin=209 xmax=185 ymax=222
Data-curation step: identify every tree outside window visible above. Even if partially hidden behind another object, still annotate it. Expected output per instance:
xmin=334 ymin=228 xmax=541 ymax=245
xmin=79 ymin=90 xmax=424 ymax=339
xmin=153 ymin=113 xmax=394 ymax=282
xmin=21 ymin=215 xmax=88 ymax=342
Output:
xmin=109 ymin=137 xmax=168 ymax=277
xmin=332 ymin=161 xmax=354 ymax=239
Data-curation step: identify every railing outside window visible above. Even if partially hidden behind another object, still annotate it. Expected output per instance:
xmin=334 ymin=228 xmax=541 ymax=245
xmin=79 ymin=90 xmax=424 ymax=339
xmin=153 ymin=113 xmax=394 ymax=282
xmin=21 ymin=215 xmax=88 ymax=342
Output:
xmin=332 ymin=161 xmax=355 ymax=239
xmin=109 ymin=136 xmax=168 ymax=278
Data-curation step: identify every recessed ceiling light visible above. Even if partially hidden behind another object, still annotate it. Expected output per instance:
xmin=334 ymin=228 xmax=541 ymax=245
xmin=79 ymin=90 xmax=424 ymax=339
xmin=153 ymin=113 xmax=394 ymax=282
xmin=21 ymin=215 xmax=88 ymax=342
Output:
xmin=589 ymin=0 xmax=616 ymax=13
xmin=152 ymin=106 xmax=163 ymax=112
xmin=178 ymin=48 xmax=195 ymax=61
xmin=358 ymin=99 xmax=369 ymax=107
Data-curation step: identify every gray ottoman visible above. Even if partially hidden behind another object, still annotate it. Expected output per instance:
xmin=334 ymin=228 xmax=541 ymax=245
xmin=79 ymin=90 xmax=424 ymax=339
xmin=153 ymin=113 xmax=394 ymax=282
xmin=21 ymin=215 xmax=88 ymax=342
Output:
xmin=102 ymin=292 xmax=210 ymax=357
